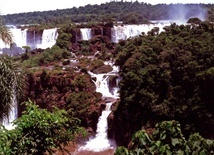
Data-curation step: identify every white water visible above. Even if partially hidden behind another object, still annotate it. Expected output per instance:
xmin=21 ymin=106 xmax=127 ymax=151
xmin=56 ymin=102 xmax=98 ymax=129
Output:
xmin=78 ymin=62 xmax=119 ymax=152
xmin=111 ymin=22 xmax=171 ymax=43
xmin=37 ymin=28 xmax=58 ymax=49
xmin=0 ymin=27 xmax=58 ymax=52
xmin=80 ymin=28 xmax=92 ymax=40
xmin=2 ymin=92 xmax=18 ymax=130
xmin=78 ymin=102 xmax=116 ymax=152
xmin=111 ymin=20 xmax=188 ymax=43
xmin=0 ymin=28 xmax=27 ymax=49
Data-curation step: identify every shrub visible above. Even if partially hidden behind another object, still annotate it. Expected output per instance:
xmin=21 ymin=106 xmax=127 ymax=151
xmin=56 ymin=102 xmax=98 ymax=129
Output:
xmin=115 ymin=121 xmax=214 ymax=155
xmin=0 ymin=100 xmax=84 ymax=155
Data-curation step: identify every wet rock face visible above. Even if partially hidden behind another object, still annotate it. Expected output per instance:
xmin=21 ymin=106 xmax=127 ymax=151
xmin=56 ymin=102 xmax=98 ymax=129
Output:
xmin=92 ymin=27 xmax=103 ymax=36
xmin=26 ymin=30 xmax=43 ymax=48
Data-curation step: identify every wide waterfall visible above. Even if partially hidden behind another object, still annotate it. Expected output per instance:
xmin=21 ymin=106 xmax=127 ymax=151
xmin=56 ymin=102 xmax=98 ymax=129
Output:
xmin=0 ymin=27 xmax=58 ymax=55
xmin=37 ymin=28 xmax=58 ymax=49
xmin=111 ymin=22 xmax=171 ymax=43
xmin=77 ymin=61 xmax=119 ymax=154
xmin=0 ymin=28 xmax=27 ymax=55
xmin=0 ymin=21 xmax=183 ymax=55
xmin=10 ymin=28 xmax=28 ymax=47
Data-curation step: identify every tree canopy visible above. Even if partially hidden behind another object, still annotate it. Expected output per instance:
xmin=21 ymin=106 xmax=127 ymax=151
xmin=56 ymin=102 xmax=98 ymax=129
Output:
xmin=2 ymin=2 xmax=214 ymax=26
xmin=110 ymin=21 xmax=214 ymax=146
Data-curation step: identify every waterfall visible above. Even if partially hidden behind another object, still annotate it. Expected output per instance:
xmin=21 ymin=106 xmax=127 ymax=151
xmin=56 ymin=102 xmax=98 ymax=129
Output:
xmin=111 ymin=24 xmax=150 ymax=43
xmin=111 ymin=24 xmax=160 ymax=43
xmin=37 ymin=28 xmax=58 ymax=49
xmin=78 ymin=102 xmax=116 ymax=152
xmin=80 ymin=28 xmax=92 ymax=40
xmin=2 ymin=91 xmax=18 ymax=130
xmin=0 ymin=27 xmax=58 ymax=52
xmin=10 ymin=28 xmax=28 ymax=47
xmin=111 ymin=20 xmax=183 ymax=43
xmin=78 ymin=62 xmax=119 ymax=153
xmin=0 ymin=27 xmax=27 ymax=49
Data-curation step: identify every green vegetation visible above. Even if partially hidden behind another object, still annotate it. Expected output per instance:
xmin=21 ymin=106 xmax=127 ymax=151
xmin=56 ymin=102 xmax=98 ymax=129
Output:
xmin=0 ymin=39 xmax=89 ymax=154
xmin=1 ymin=3 xmax=214 ymax=154
xmin=115 ymin=120 xmax=214 ymax=155
xmin=0 ymin=18 xmax=13 ymax=45
xmin=0 ymin=100 xmax=84 ymax=155
xmin=0 ymin=55 xmax=25 ymax=121
xmin=20 ymin=45 xmax=71 ymax=68
xmin=2 ymin=2 xmax=214 ymax=26
xmin=110 ymin=21 xmax=214 ymax=146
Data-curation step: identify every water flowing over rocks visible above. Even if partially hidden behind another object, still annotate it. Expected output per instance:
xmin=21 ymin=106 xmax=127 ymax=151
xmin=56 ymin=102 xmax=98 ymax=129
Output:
xmin=0 ymin=21 xmax=183 ymax=56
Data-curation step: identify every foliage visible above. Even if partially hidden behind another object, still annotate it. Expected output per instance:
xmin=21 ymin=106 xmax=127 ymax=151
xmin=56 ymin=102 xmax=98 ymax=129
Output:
xmin=0 ymin=55 xmax=25 ymax=121
xmin=111 ymin=22 xmax=214 ymax=146
xmin=2 ymin=2 xmax=213 ymax=26
xmin=122 ymin=12 xmax=149 ymax=24
xmin=56 ymin=27 xmax=73 ymax=50
xmin=0 ymin=100 xmax=83 ymax=155
xmin=0 ymin=17 xmax=13 ymax=45
xmin=187 ymin=17 xmax=202 ymax=24
xmin=21 ymin=45 xmax=71 ymax=68
xmin=115 ymin=121 xmax=214 ymax=155
xmin=208 ymin=5 xmax=214 ymax=22
xmin=65 ymin=91 xmax=102 ymax=127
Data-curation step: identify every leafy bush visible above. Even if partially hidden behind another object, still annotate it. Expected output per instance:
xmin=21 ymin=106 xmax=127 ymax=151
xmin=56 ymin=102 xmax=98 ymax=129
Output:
xmin=0 ymin=100 xmax=84 ymax=155
xmin=21 ymin=45 xmax=71 ymax=67
xmin=115 ymin=121 xmax=214 ymax=155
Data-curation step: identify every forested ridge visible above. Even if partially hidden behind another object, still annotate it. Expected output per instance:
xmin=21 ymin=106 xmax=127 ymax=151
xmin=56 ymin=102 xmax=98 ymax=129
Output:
xmin=2 ymin=1 xmax=214 ymax=26
xmin=109 ymin=20 xmax=214 ymax=149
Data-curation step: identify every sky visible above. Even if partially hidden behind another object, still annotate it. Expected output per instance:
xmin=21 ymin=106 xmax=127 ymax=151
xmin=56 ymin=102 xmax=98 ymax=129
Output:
xmin=0 ymin=0 xmax=214 ymax=15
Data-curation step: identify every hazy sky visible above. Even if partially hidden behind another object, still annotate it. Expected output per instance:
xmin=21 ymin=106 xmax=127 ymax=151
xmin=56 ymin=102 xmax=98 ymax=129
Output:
xmin=0 ymin=0 xmax=213 ymax=15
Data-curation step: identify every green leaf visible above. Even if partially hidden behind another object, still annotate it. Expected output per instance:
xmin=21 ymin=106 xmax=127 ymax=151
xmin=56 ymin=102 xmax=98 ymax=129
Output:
xmin=155 ymin=140 xmax=161 ymax=148
xmin=171 ymin=138 xmax=179 ymax=146
xmin=176 ymin=150 xmax=185 ymax=155
xmin=160 ymin=145 xmax=166 ymax=154
xmin=149 ymin=145 xmax=157 ymax=153
xmin=199 ymin=150 xmax=207 ymax=155
xmin=166 ymin=149 xmax=172 ymax=155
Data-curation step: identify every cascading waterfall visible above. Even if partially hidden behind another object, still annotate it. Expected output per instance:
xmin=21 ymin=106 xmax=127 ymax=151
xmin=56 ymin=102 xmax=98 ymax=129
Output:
xmin=10 ymin=28 xmax=28 ymax=47
xmin=0 ymin=27 xmax=58 ymax=53
xmin=111 ymin=23 xmax=167 ymax=43
xmin=110 ymin=20 xmax=186 ymax=43
xmin=78 ymin=102 xmax=116 ymax=152
xmin=0 ymin=27 xmax=27 ymax=50
xmin=80 ymin=28 xmax=92 ymax=40
xmin=37 ymin=28 xmax=58 ymax=49
xmin=2 ymin=90 xmax=18 ymax=130
xmin=78 ymin=62 xmax=119 ymax=153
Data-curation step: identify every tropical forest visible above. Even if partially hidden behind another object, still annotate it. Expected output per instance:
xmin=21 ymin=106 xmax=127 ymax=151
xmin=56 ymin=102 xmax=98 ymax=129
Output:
xmin=0 ymin=1 xmax=214 ymax=155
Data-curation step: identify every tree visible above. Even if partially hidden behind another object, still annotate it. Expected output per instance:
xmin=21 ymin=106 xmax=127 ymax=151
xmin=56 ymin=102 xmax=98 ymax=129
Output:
xmin=0 ymin=15 xmax=24 ymax=122
xmin=0 ymin=17 xmax=13 ymax=45
xmin=0 ymin=100 xmax=85 ymax=155
xmin=115 ymin=121 xmax=214 ymax=155
xmin=110 ymin=22 xmax=214 ymax=146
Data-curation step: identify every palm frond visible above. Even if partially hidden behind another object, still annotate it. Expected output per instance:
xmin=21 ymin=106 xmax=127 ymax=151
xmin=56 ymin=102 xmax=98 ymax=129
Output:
xmin=0 ymin=25 xmax=13 ymax=45
xmin=0 ymin=55 xmax=26 ymax=121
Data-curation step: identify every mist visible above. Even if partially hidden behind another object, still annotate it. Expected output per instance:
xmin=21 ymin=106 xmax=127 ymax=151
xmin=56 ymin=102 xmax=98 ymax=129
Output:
xmin=168 ymin=4 xmax=207 ymax=22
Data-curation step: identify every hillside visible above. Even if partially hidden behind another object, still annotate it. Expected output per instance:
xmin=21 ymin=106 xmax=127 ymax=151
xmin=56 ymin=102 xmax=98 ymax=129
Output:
xmin=2 ymin=1 xmax=214 ymax=26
